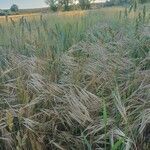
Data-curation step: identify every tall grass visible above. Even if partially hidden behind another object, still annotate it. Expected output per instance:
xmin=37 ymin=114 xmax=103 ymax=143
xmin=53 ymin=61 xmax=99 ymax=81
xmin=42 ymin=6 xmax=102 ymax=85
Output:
xmin=0 ymin=6 xmax=150 ymax=150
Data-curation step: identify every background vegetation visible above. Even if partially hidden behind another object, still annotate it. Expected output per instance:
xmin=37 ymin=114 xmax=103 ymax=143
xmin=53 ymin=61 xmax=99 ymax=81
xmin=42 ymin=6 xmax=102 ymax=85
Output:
xmin=0 ymin=1 xmax=150 ymax=150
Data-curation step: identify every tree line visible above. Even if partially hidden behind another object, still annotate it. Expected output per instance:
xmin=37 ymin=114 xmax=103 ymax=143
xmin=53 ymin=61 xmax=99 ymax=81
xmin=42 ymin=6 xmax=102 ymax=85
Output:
xmin=45 ymin=0 xmax=93 ymax=12
xmin=46 ymin=0 xmax=149 ymax=12
xmin=0 ymin=4 xmax=19 ymax=16
xmin=0 ymin=0 xmax=149 ymax=16
xmin=104 ymin=0 xmax=149 ymax=7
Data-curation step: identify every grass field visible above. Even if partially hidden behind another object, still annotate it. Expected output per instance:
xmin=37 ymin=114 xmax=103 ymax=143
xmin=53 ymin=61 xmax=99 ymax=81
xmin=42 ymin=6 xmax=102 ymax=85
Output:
xmin=0 ymin=10 xmax=86 ymax=22
xmin=0 ymin=4 xmax=150 ymax=150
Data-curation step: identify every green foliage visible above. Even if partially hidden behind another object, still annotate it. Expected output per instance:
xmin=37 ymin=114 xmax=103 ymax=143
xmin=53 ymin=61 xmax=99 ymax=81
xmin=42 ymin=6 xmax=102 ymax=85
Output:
xmin=45 ymin=0 xmax=93 ymax=11
xmin=10 ymin=4 xmax=19 ymax=12
xmin=45 ymin=0 xmax=73 ymax=11
xmin=104 ymin=0 xmax=149 ymax=7
xmin=0 ymin=10 xmax=11 ymax=16
xmin=45 ymin=0 xmax=58 ymax=12
xmin=61 ymin=0 xmax=71 ymax=11
xmin=0 ymin=4 xmax=150 ymax=150
xmin=104 ymin=0 xmax=130 ymax=7
xmin=79 ymin=0 xmax=92 ymax=10
xmin=0 ymin=10 xmax=6 ymax=16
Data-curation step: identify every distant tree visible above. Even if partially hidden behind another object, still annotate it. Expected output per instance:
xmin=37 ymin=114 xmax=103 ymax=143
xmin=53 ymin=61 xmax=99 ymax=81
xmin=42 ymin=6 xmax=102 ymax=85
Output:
xmin=0 ymin=9 xmax=11 ymax=16
xmin=0 ymin=10 xmax=5 ymax=16
xmin=60 ymin=0 xmax=70 ymax=11
xmin=46 ymin=0 xmax=73 ymax=11
xmin=45 ymin=0 xmax=58 ymax=12
xmin=106 ymin=0 xmax=129 ymax=6
xmin=79 ymin=0 xmax=92 ymax=10
xmin=105 ymin=0 xmax=148 ymax=7
xmin=10 ymin=4 xmax=19 ymax=12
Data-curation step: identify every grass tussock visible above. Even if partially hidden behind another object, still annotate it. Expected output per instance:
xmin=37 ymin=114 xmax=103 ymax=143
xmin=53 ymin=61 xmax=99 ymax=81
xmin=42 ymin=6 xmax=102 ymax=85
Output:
xmin=0 ymin=5 xmax=150 ymax=150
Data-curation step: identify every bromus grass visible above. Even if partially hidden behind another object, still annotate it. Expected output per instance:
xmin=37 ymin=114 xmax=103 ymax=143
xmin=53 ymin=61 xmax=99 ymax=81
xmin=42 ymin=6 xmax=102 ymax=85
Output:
xmin=0 ymin=5 xmax=150 ymax=150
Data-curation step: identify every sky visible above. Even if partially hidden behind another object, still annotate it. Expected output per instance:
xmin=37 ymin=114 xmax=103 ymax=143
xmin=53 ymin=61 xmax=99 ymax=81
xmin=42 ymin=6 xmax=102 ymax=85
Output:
xmin=0 ymin=0 xmax=48 ymax=9
xmin=0 ymin=0 xmax=106 ymax=9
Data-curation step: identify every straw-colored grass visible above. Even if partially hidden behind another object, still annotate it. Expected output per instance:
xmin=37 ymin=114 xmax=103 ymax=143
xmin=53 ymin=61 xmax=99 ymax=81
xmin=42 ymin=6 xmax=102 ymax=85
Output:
xmin=0 ymin=13 xmax=41 ymax=23
xmin=0 ymin=5 xmax=150 ymax=150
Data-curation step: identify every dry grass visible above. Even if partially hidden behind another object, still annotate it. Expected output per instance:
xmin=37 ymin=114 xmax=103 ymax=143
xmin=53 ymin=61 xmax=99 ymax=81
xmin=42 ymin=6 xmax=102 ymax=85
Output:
xmin=0 ymin=5 xmax=150 ymax=150
xmin=0 ymin=10 xmax=86 ymax=23
xmin=57 ymin=10 xmax=86 ymax=17
xmin=0 ymin=13 xmax=41 ymax=23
